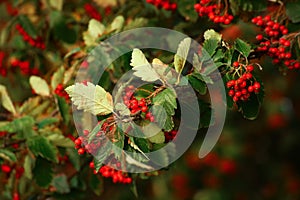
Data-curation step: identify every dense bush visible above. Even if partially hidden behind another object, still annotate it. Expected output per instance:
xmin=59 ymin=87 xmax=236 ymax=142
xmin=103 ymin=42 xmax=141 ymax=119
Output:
xmin=0 ymin=0 xmax=300 ymax=199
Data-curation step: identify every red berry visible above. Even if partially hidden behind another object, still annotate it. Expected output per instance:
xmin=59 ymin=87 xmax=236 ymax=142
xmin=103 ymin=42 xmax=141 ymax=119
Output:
xmin=256 ymin=34 xmax=263 ymax=41
xmin=141 ymin=106 xmax=148 ymax=112
xmin=78 ymin=148 xmax=85 ymax=155
xmin=1 ymin=164 xmax=11 ymax=173
xmin=233 ymin=61 xmax=239 ymax=68
xmin=89 ymin=162 xmax=95 ymax=169
xmin=253 ymin=82 xmax=261 ymax=90
xmin=74 ymin=138 xmax=82 ymax=146
xmin=246 ymin=65 xmax=254 ymax=72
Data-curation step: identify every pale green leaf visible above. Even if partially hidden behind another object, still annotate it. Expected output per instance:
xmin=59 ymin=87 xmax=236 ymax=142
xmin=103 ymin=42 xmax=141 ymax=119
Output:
xmin=174 ymin=37 xmax=191 ymax=79
xmin=51 ymin=67 xmax=65 ymax=91
xmin=125 ymin=153 xmax=153 ymax=171
xmin=88 ymin=19 xmax=105 ymax=38
xmin=0 ymin=149 xmax=17 ymax=162
xmin=0 ymin=85 xmax=16 ymax=115
xmin=65 ymin=82 xmax=113 ymax=115
xmin=29 ymin=76 xmax=50 ymax=96
xmin=148 ymin=131 xmax=165 ymax=144
xmin=109 ymin=15 xmax=124 ymax=32
xmin=193 ymin=53 xmax=201 ymax=72
xmin=24 ymin=154 xmax=35 ymax=179
xmin=204 ymin=29 xmax=222 ymax=41
xmin=83 ymin=19 xmax=105 ymax=46
xmin=130 ymin=49 xmax=161 ymax=82
xmin=49 ymin=0 xmax=63 ymax=10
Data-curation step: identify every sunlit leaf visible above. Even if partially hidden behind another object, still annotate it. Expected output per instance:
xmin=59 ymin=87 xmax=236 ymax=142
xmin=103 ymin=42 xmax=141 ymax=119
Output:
xmin=65 ymin=82 xmax=113 ymax=115
xmin=29 ymin=76 xmax=50 ymax=96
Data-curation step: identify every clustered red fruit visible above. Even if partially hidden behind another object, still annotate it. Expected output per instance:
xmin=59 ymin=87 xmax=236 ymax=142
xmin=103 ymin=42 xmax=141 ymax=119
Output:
xmin=164 ymin=130 xmax=178 ymax=142
xmin=54 ymin=84 xmax=70 ymax=101
xmin=74 ymin=123 xmax=111 ymax=155
xmin=226 ymin=62 xmax=261 ymax=102
xmin=146 ymin=0 xmax=177 ymax=11
xmin=0 ymin=51 xmax=6 ymax=77
xmin=15 ymin=24 xmax=45 ymax=49
xmin=84 ymin=3 xmax=102 ymax=21
xmin=0 ymin=163 xmax=24 ymax=179
xmin=5 ymin=1 xmax=18 ymax=16
xmin=13 ymin=192 xmax=20 ymax=200
xmin=89 ymin=162 xmax=132 ymax=184
xmin=10 ymin=58 xmax=39 ymax=75
xmin=252 ymin=15 xmax=300 ymax=70
xmin=123 ymin=85 xmax=155 ymax=122
xmin=194 ymin=0 xmax=233 ymax=25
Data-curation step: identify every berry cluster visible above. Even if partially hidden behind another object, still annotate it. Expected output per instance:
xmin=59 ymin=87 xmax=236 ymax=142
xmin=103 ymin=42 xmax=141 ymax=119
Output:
xmin=84 ymin=3 xmax=102 ymax=21
xmin=1 ymin=163 xmax=24 ymax=179
xmin=74 ymin=122 xmax=111 ymax=155
xmin=194 ymin=0 xmax=233 ymax=25
xmin=90 ymin=162 xmax=132 ymax=184
xmin=10 ymin=58 xmax=39 ymax=75
xmin=15 ymin=24 xmax=45 ymax=50
xmin=5 ymin=1 xmax=18 ymax=16
xmin=226 ymin=62 xmax=261 ymax=102
xmin=0 ymin=51 xmax=6 ymax=77
xmin=164 ymin=130 xmax=178 ymax=142
xmin=54 ymin=84 xmax=70 ymax=101
xmin=123 ymin=85 xmax=155 ymax=122
xmin=146 ymin=0 xmax=177 ymax=11
xmin=252 ymin=15 xmax=300 ymax=70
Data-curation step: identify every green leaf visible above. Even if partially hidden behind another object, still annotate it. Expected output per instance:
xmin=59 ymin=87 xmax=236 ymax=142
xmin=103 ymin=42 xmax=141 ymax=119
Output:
xmin=235 ymin=38 xmax=251 ymax=58
xmin=18 ymin=15 xmax=37 ymax=38
xmin=24 ymin=155 xmax=35 ymax=179
xmin=51 ymin=67 xmax=65 ymax=91
xmin=130 ymin=49 xmax=161 ymax=82
xmin=65 ymin=82 xmax=113 ymax=116
xmin=47 ymin=133 xmax=74 ymax=148
xmin=286 ymin=2 xmax=300 ymax=23
xmin=115 ymin=103 xmax=130 ymax=116
xmin=66 ymin=148 xmax=80 ymax=171
xmin=150 ymin=148 xmax=169 ymax=167
xmin=177 ymin=0 xmax=198 ymax=22
xmin=151 ymin=105 xmax=174 ymax=131
xmin=0 ymin=85 xmax=16 ymax=115
xmin=27 ymin=135 xmax=58 ymax=163
xmin=0 ymin=149 xmax=17 ymax=163
xmin=33 ymin=157 xmax=53 ymax=188
xmin=203 ymin=39 xmax=219 ymax=56
xmin=89 ymin=174 xmax=103 ymax=196
xmin=50 ymin=11 xmax=77 ymax=44
xmin=29 ymin=76 xmax=50 ymax=96
xmin=87 ymin=120 xmax=105 ymax=144
xmin=153 ymin=88 xmax=177 ymax=116
xmin=148 ymin=131 xmax=165 ymax=144
xmin=240 ymin=95 xmax=261 ymax=120
xmin=0 ymin=116 xmax=35 ymax=138
xmin=56 ymin=95 xmax=70 ymax=124
xmin=174 ymin=38 xmax=191 ymax=76
xmin=188 ymin=75 xmax=207 ymax=95
xmin=52 ymin=174 xmax=70 ymax=194
xmin=37 ymin=118 xmax=59 ymax=129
